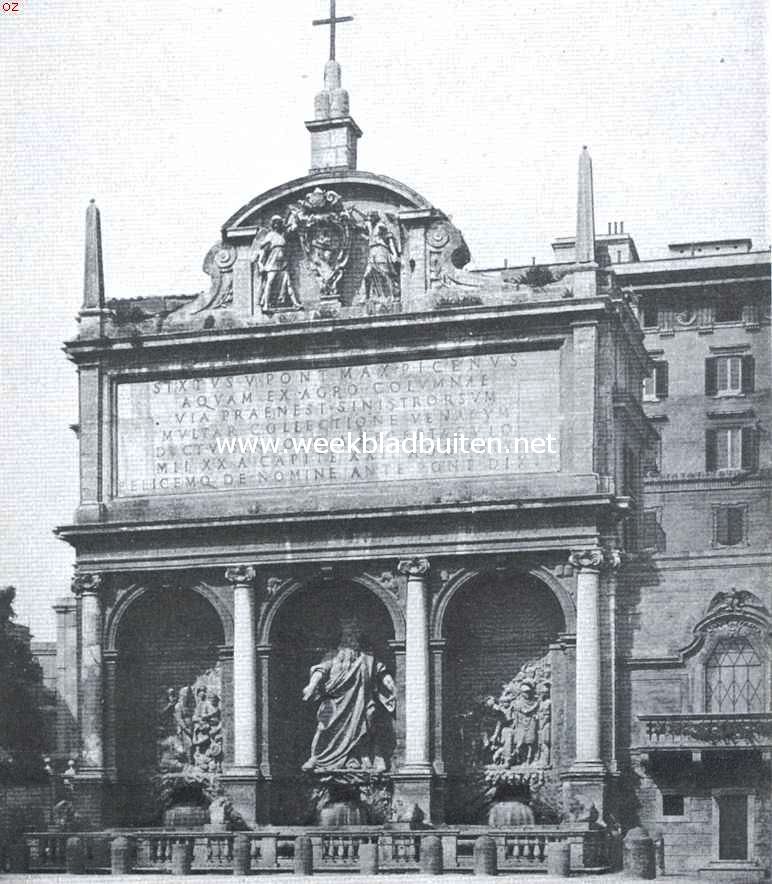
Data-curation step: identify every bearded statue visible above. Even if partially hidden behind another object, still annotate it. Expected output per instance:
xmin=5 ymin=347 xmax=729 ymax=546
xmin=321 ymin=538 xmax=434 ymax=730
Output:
xmin=301 ymin=616 xmax=396 ymax=773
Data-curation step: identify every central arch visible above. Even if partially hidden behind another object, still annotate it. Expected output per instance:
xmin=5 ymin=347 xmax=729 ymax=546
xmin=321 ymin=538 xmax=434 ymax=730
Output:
xmin=266 ymin=577 xmax=398 ymax=823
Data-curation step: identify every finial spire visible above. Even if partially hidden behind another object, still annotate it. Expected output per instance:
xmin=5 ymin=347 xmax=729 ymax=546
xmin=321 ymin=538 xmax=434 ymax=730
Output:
xmin=82 ymin=199 xmax=104 ymax=310
xmin=313 ymin=0 xmax=353 ymax=62
xmin=306 ymin=1 xmax=361 ymax=172
xmin=576 ymin=146 xmax=596 ymax=264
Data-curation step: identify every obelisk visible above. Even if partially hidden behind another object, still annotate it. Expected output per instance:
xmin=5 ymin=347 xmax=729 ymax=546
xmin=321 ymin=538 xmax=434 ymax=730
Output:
xmin=573 ymin=147 xmax=598 ymax=297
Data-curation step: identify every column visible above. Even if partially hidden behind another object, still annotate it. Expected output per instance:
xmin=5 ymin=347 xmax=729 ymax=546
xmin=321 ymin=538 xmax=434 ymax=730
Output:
xmin=257 ymin=645 xmax=272 ymax=776
xmin=73 ymin=572 xmax=104 ymax=771
xmin=53 ymin=596 xmax=79 ymax=758
xmin=568 ymin=547 xmax=620 ymax=768
xmin=430 ymin=639 xmax=447 ymax=775
xmin=397 ymin=557 xmax=431 ymax=769
xmin=225 ymin=565 xmax=258 ymax=769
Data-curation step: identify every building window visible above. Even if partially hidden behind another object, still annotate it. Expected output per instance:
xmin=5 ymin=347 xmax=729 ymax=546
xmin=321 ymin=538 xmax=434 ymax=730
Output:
xmin=715 ymin=296 xmax=744 ymax=324
xmin=642 ymin=509 xmax=666 ymax=551
xmin=713 ymin=505 xmax=747 ymax=547
xmin=623 ymin=446 xmax=639 ymax=496
xmin=621 ymin=515 xmax=637 ymax=552
xmin=640 ymin=299 xmax=658 ymax=328
xmin=705 ymin=636 xmax=764 ymax=714
xmin=705 ymin=355 xmax=755 ymax=396
xmin=717 ymin=794 xmax=749 ymax=860
xmin=662 ymin=794 xmax=685 ymax=817
xmin=643 ymin=432 xmax=662 ymax=477
xmin=643 ymin=361 xmax=669 ymax=401
xmin=705 ymin=427 xmax=758 ymax=472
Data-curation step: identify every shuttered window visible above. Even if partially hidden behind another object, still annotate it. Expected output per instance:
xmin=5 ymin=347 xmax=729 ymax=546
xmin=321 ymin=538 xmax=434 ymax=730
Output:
xmin=643 ymin=361 xmax=669 ymax=401
xmin=706 ymin=427 xmax=758 ymax=472
xmin=714 ymin=506 xmax=745 ymax=546
xmin=705 ymin=355 xmax=755 ymax=396
xmin=642 ymin=510 xmax=665 ymax=551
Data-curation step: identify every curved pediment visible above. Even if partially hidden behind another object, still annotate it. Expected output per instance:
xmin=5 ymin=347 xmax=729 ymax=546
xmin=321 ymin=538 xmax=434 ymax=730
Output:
xmin=160 ymin=169 xmax=472 ymax=324
xmin=221 ymin=170 xmax=436 ymax=239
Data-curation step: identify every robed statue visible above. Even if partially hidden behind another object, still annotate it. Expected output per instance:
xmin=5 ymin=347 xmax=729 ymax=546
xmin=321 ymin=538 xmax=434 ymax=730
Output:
xmin=254 ymin=215 xmax=301 ymax=312
xmin=301 ymin=617 xmax=396 ymax=773
xmin=357 ymin=211 xmax=401 ymax=304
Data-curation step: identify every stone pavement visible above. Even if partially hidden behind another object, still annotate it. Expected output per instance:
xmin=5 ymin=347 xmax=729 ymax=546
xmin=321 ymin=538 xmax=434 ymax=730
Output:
xmin=0 ymin=874 xmax=706 ymax=883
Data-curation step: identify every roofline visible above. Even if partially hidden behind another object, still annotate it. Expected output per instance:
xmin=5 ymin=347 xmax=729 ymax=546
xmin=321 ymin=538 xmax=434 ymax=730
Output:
xmin=611 ymin=249 xmax=771 ymax=277
xmin=668 ymin=238 xmax=752 ymax=248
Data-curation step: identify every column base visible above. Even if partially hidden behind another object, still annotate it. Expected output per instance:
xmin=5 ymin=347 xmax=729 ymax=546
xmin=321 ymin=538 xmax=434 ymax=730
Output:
xmin=391 ymin=766 xmax=434 ymax=826
xmin=220 ymin=767 xmax=264 ymax=826
xmin=561 ymin=765 xmax=608 ymax=825
xmin=71 ymin=771 xmax=111 ymax=829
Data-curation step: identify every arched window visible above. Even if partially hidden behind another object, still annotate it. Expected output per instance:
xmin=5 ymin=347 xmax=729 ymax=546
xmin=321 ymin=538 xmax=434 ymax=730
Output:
xmin=705 ymin=635 xmax=764 ymax=714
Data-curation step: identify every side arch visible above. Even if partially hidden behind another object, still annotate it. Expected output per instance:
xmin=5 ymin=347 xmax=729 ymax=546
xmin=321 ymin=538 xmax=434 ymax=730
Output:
xmin=106 ymin=581 xmax=234 ymax=652
xmin=431 ymin=565 xmax=576 ymax=640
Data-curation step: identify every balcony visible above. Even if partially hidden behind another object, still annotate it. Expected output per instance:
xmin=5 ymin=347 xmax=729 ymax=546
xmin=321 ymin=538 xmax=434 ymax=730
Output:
xmin=637 ymin=713 xmax=772 ymax=753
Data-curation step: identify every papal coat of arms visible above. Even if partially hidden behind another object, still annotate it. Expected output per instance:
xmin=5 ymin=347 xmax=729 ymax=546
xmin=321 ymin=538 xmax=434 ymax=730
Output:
xmin=286 ymin=187 xmax=357 ymax=302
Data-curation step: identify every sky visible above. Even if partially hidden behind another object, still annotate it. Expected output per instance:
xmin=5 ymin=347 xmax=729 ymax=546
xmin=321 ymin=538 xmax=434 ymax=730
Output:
xmin=1 ymin=0 xmax=768 ymax=639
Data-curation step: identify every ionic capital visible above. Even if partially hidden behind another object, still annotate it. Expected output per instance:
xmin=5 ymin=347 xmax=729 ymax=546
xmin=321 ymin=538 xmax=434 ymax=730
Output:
xmin=568 ymin=547 xmax=621 ymax=573
xmin=71 ymin=571 xmax=103 ymax=596
xmin=397 ymin=557 xmax=430 ymax=579
xmin=224 ymin=564 xmax=257 ymax=587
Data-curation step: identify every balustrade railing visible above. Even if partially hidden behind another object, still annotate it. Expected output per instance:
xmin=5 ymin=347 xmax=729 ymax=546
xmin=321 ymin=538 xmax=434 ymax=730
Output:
xmin=24 ymin=824 xmax=610 ymax=874
xmin=638 ymin=713 xmax=772 ymax=749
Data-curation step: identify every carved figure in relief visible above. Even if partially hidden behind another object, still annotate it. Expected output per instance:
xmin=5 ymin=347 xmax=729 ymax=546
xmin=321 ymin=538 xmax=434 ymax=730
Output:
xmin=192 ymin=686 xmax=223 ymax=773
xmin=301 ymin=616 xmax=396 ymax=773
xmin=537 ymin=682 xmax=552 ymax=766
xmin=481 ymin=695 xmax=510 ymax=765
xmin=464 ymin=654 xmax=553 ymax=783
xmin=156 ymin=668 xmax=224 ymax=775
xmin=511 ymin=681 xmax=540 ymax=765
xmin=255 ymin=216 xmax=301 ymax=312
xmin=357 ymin=211 xmax=401 ymax=303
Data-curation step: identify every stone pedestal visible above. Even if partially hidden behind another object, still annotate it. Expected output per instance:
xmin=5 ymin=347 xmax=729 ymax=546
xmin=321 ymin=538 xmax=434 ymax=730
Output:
xmin=220 ymin=769 xmax=261 ymax=828
xmin=71 ymin=770 xmax=111 ymax=829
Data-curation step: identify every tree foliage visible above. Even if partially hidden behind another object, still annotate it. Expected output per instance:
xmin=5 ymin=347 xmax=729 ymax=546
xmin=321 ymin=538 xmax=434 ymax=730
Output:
xmin=0 ymin=586 xmax=45 ymax=782
xmin=519 ymin=265 xmax=555 ymax=288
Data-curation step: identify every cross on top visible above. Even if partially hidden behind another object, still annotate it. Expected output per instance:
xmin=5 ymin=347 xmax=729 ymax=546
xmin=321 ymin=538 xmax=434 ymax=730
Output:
xmin=312 ymin=0 xmax=353 ymax=62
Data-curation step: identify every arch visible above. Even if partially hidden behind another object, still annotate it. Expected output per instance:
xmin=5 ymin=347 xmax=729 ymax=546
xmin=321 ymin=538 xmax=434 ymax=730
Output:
xmin=259 ymin=570 xmax=405 ymax=646
xmin=432 ymin=565 xmax=576 ymax=640
xmin=263 ymin=572 xmax=400 ymax=821
xmin=222 ymin=170 xmax=434 ymax=236
xmin=106 ymin=581 xmax=233 ymax=652
xmin=111 ymin=585 xmax=228 ymax=825
xmin=440 ymin=567 xmax=568 ymax=823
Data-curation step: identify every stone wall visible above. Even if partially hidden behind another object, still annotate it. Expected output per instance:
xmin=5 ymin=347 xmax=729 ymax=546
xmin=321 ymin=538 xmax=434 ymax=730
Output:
xmin=0 ymin=785 xmax=51 ymax=843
